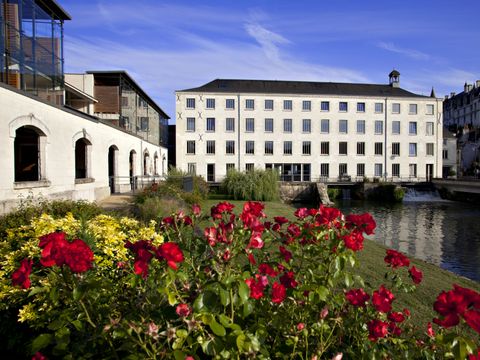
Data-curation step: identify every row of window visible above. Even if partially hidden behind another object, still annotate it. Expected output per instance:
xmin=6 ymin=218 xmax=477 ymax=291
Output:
xmin=186 ymin=117 xmax=435 ymax=135
xmin=186 ymin=140 xmax=435 ymax=157
xmin=185 ymin=97 xmax=435 ymax=114
xmin=187 ymin=162 xmax=424 ymax=182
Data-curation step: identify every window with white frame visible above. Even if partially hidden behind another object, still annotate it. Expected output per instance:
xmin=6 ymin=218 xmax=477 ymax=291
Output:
xmin=226 ymin=163 xmax=235 ymax=173
xmin=206 ymin=140 xmax=215 ymax=154
xmin=284 ymin=141 xmax=292 ymax=155
xmin=426 ymin=143 xmax=434 ymax=156
xmin=206 ymin=117 xmax=215 ymax=132
xmin=226 ymin=99 xmax=235 ymax=109
xmin=321 ymin=101 xmax=330 ymax=111
xmin=245 ymin=99 xmax=255 ymax=110
xmin=392 ymin=103 xmax=400 ymax=114
xmin=302 ymin=119 xmax=311 ymax=133
xmin=409 ymin=104 xmax=417 ymax=114
xmin=265 ymin=141 xmax=273 ymax=155
xmin=206 ymin=98 xmax=215 ymax=109
xmin=357 ymin=142 xmax=365 ymax=155
xmin=409 ymin=143 xmax=417 ymax=156
xmin=320 ymin=141 xmax=329 ymax=155
xmin=357 ymin=102 xmax=366 ymax=112
xmin=339 ymin=142 xmax=348 ymax=155
xmin=245 ymin=141 xmax=255 ymax=154
xmin=339 ymin=163 xmax=348 ymax=176
xmin=246 ymin=163 xmax=255 ymax=172
xmin=226 ymin=140 xmax=235 ymax=154
xmin=392 ymin=164 xmax=400 ymax=177
xmin=392 ymin=121 xmax=401 ymax=134
xmin=284 ymin=118 xmax=292 ymax=133
xmin=339 ymin=120 xmax=348 ymax=134
xmin=426 ymin=104 xmax=434 ymax=115
xmin=375 ymin=120 xmax=383 ymax=134
xmin=320 ymin=163 xmax=329 ymax=177
xmin=186 ymin=140 xmax=195 ymax=154
xmin=409 ymin=122 xmax=417 ymax=135
xmin=226 ymin=118 xmax=235 ymax=132
xmin=265 ymin=99 xmax=274 ymax=110
xmin=443 ymin=149 xmax=448 ymax=159
xmin=375 ymin=102 xmax=384 ymax=113
xmin=339 ymin=102 xmax=348 ymax=112
xmin=321 ymin=119 xmax=330 ymax=133
xmin=409 ymin=164 xmax=417 ymax=177
xmin=426 ymin=122 xmax=434 ymax=135
xmin=374 ymin=142 xmax=383 ymax=155
xmin=284 ymin=100 xmax=293 ymax=110
xmin=357 ymin=163 xmax=365 ymax=177
xmin=186 ymin=98 xmax=195 ymax=109
xmin=302 ymin=141 xmax=311 ymax=155
xmin=187 ymin=163 xmax=196 ymax=175
xmin=186 ymin=117 xmax=195 ymax=132
xmin=265 ymin=118 xmax=273 ymax=132
xmin=246 ymin=118 xmax=255 ymax=132
xmin=357 ymin=120 xmax=365 ymax=134
xmin=375 ymin=163 xmax=383 ymax=177
xmin=302 ymin=100 xmax=311 ymax=111
xmin=392 ymin=142 xmax=400 ymax=156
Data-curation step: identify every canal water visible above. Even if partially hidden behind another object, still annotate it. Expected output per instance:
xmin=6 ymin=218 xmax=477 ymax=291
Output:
xmin=334 ymin=199 xmax=480 ymax=282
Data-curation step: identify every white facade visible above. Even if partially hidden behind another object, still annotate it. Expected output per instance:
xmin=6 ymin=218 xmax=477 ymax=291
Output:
xmin=0 ymin=84 xmax=168 ymax=214
xmin=176 ymin=78 xmax=443 ymax=183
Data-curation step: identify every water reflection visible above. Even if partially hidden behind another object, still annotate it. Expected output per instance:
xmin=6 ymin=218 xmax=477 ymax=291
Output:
xmin=334 ymin=201 xmax=480 ymax=282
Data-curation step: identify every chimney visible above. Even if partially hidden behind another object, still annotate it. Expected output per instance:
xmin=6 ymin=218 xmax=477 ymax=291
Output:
xmin=450 ymin=92 xmax=456 ymax=98
xmin=467 ymin=84 xmax=473 ymax=92
xmin=464 ymin=82 xmax=468 ymax=92
xmin=476 ymin=80 xmax=480 ymax=88
xmin=444 ymin=95 xmax=449 ymax=100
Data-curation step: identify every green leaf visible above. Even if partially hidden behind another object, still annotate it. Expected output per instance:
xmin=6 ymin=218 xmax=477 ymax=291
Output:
xmin=344 ymin=273 xmax=353 ymax=288
xmin=176 ymin=329 xmax=188 ymax=338
xmin=218 ymin=314 xmax=232 ymax=328
xmin=219 ymin=288 xmax=230 ymax=306
xmin=209 ymin=320 xmax=226 ymax=337
xmin=201 ymin=340 xmax=215 ymax=355
xmin=32 ymin=333 xmax=53 ymax=353
xmin=238 ymin=281 xmax=249 ymax=304
xmin=173 ymin=350 xmax=187 ymax=360
xmin=71 ymin=320 xmax=83 ymax=331
xmin=73 ymin=286 xmax=84 ymax=301
xmin=236 ymin=333 xmax=246 ymax=351
xmin=168 ymin=291 xmax=177 ymax=305
xmin=316 ymin=286 xmax=329 ymax=301
xmin=243 ymin=301 xmax=254 ymax=317
xmin=28 ymin=286 xmax=47 ymax=297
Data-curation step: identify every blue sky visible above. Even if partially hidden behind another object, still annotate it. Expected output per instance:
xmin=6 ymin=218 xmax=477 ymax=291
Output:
xmin=60 ymin=0 xmax=480 ymax=119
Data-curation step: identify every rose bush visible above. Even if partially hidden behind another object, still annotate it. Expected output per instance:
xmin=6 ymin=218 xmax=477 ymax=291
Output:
xmin=0 ymin=203 xmax=479 ymax=359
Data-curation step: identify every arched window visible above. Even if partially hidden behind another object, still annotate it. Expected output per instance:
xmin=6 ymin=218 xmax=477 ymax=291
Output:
xmin=153 ymin=152 xmax=158 ymax=175
xmin=75 ymin=138 xmax=91 ymax=179
xmin=14 ymin=126 xmax=42 ymax=182
xmin=143 ymin=151 xmax=150 ymax=176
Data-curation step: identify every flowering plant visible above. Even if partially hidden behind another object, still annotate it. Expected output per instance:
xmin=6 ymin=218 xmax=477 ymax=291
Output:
xmin=1 ymin=204 xmax=479 ymax=359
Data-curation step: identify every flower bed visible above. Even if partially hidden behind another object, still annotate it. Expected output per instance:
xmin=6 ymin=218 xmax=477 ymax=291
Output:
xmin=1 ymin=203 xmax=479 ymax=359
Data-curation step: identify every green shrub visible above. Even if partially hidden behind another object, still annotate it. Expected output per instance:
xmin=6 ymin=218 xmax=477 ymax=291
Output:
xmin=221 ymin=169 xmax=279 ymax=201
xmin=366 ymin=184 xmax=404 ymax=202
xmin=136 ymin=196 xmax=187 ymax=223
xmin=327 ymin=188 xmax=341 ymax=200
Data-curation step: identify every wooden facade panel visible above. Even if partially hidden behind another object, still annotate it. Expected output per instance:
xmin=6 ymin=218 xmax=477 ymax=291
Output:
xmin=94 ymin=86 xmax=119 ymax=113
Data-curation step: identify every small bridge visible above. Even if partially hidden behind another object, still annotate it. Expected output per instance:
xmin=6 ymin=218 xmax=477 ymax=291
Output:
xmin=432 ymin=179 xmax=480 ymax=194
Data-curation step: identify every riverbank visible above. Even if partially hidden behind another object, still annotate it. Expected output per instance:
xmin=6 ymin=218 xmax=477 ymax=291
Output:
xmin=202 ymin=198 xmax=480 ymax=329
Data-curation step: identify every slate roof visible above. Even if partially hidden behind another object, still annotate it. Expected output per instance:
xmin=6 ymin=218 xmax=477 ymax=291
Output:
xmin=178 ymin=79 xmax=429 ymax=98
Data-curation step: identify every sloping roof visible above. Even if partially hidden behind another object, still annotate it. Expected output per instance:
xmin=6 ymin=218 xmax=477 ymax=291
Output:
xmin=86 ymin=70 xmax=170 ymax=119
xmin=178 ymin=79 xmax=429 ymax=98
xmin=37 ymin=0 xmax=72 ymax=20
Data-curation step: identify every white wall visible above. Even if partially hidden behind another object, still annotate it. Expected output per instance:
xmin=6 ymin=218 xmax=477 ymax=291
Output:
xmin=0 ymin=86 xmax=168 ymax=214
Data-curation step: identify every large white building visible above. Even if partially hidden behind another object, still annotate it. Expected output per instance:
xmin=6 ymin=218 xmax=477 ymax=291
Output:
xmin=176 ymin=71 xmax=443 ymax=183
xmin=0 ymin=0 xmax=169 ymax=214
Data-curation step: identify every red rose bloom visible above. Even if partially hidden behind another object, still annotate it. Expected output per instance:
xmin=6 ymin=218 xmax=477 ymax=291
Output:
xmin=176 ymin=303 xmax=192 ymax=317
xmin=32 ymin=352 xmax=48 ymax=360
xmin=211 ymin=202 xmax=235 ymax=219
xmin=280 ymin=271 xmax=298 ymax=289
xmin=245 ymin=277 xmax=265 ymax=299
xmin=192 ymin=204 xmax=201 ymax=216
xmin=388 ymin=321 xmax=402 ymax=336
xmin=342 ymin=231 xmax=364 ymax=251
xmin=468 ymin=350 xmax=480 ymax=360
xmin=64 ymin=239 xmax=94 ymax=273
xmin=384 ymin=249 xmax=410 ymax=268
xmin=294 ymin=208 xmax=309 ymax=219
xmin=345 ymin=213 xmax=376 ymax=235
xmin=345 ymin=288 xmax=370 ymax=307
xmin=464 ymin=310 xmax=480 ymax=334
xmin=39 ymin=231 xmax=70 ymax=267
xmin=248 ymin=232 xmax=264 ymax=249
xmin=204 ymin=226 xmax=218 ymax=247
xmin=372 ymin=285 xmax=395 ymax=313
xmin=156 ymin=242 xmax=184 ymax=270
xmin=297 ymin=323 xmax=305 ymax=331
xmin=287 ymin=223 xmax=301 ymax=237
xmin=409 ymin=266 xmax=423 ymax=284
xmin=453 ymin=284 xmax=480 ymax=309
xmin=11 ymin=258 xmax=33 ymax=289
xmin=279 ymin=246 xmax=292 ymax=263
xmin=316 ymin=206 xmax=343 ymax=226
xmin=126 ymin=240 xmax=155 ymax=278
xmin=367 ymin=319 xmax=388 ymax=341
xmin=388 ymin=311 xmax=405 ymax=323
xmin=274 ymin=216 xmax=289 ymax=225
xmin=259 ymin=263 xmax=278 ymax=277
xmin=271 ymin=281 xmax=286 ymax=304
xmin=247 ymin=252 xmax=256 ymax=265
xmin=433 ymin=288 xmax=469 ymax=328
xmin=426 ymin=322 xmax=435 ymax=337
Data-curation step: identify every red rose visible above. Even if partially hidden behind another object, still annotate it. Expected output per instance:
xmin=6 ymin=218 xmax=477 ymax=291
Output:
xmin=39 ymin=232 xmax=70 ymax=267
xmin=204 ymin=226 xmax=218 ymax=247
xmin=345 ymin=213 xmax=376 ymax=235
xmin=409 ymin=266 xmax=423 ymax=284
xmin=126 ymin=240 xmax=155 ymax=278
xmin=388 ymin=321 xmax=402 ymax=336
xmin=287 ymin=223 xmax=301 ymax=237
xmin=192 ymin=204 xmax=201 ymax=216
xmin=316 ymin=206 xmax=343 ymax=226
xmin=367 ymin=319 xmax=388 ymax=341
xmin=247 ymin=252 xmax=256 ymax=265
xmin=345 ymin=288 xmax=370 ymax=307
xmin=176 ymin=303 xmax=192 ymax=317
xmin=11 ymin=258 xmax=33 ymax=289
xmin=279 ymin=246 xmax=292 ymax=263
xmin=259 ymin=263 xmax=278 ymax=277
xmin=64 ymin=239 xmax=94 ymax=273
xmin=342 ymin=231 xmax=364 ymax=251
xmin=280 ymin=271 xmax=298 ymax=289
xmin=388 ymin=311 xmax=405 ymax=323
xmin=426 ymin=322 xmax=435 ymax=337
xmin=433 ymin=288 xmax=469 ymax=328
xmin=468 ymin=350 xmax=480 ymax=360
xmin=271 ymin=282 xmax=286 ymax=304
xmin=294 ymin=208 xmax=309 ymax=219
xmin=245 ymin=277 xmax=265 ymax=299
xmin=32 ymin=352 xmax=48 ymax=360
xmin=296 ymin=323 xmax=305 ymax=331
xmin=211 ymin=202 xmax=235 ymax=219
xmin=273 ymin=216 xmax=289 ymax=225
xmin=248 ymin=232 xmax=264 ymax=249
xmin=384 ymin=249 xmax=410 ymax=268
xmin=464 ymin=310 xmax=480 ymax=334
xmin=156 ymin=242 xmax=184 ymax=270
xmin=372 ymin=285 xmax=395 ymax=313
xmin=453 ymin=284 xmax=480 ymax=309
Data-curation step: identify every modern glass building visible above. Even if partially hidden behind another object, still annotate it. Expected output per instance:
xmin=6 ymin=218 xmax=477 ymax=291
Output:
xmin=0 ymin=0 xmax=70 ymax=105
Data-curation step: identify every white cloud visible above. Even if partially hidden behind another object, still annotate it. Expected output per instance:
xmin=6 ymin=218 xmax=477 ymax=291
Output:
xmin=244 ymin=22 xmax=290 ymax=62
xmin=377 ymin=41 xmax=430 ymax=61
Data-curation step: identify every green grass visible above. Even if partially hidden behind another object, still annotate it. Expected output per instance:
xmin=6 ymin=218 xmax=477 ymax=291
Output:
xmin=202 ymin=197 xmax=480 ymax=332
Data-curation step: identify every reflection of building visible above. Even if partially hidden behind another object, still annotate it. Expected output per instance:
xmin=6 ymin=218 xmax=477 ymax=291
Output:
xmin=0 ymin=0 xmax=169 ymax=214
xmin=176 ymin=71 xmax=443 ymax=182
